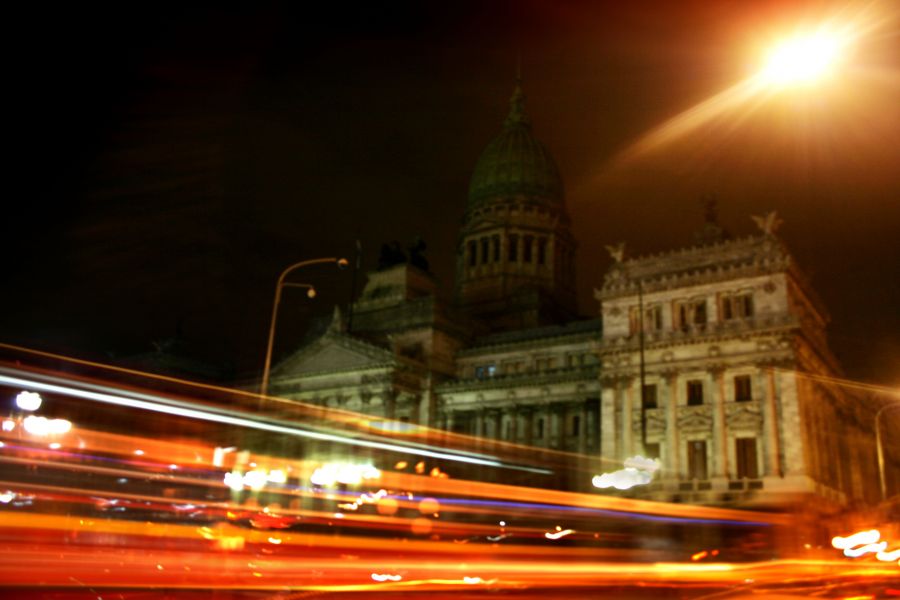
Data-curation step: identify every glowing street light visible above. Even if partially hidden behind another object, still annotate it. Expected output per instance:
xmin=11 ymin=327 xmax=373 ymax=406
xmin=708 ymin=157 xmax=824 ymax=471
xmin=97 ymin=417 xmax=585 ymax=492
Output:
xmin=759 ymin=29 xmax=847 ymax=87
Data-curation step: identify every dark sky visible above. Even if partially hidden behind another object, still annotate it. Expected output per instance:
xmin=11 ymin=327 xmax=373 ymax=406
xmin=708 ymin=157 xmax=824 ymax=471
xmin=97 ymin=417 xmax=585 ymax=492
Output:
xmin=5 ymin=1 xmax=899 ymax=385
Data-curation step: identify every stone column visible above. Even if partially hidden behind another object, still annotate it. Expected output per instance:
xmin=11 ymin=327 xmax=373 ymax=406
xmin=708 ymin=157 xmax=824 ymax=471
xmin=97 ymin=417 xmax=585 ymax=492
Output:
xmin=600 ymin=378 xmax=618 ymax=459
xmin=762 ymin=366 xmax=782 ymax=477
xmin=550 ymin=403 xmax=563 ymax=449
xmin=578 ymin=401 xmax=588 ymax=454
xmin=664 ymin=371 xmax=681 ymax=479
xmin=710 ymin=367 xmax=729 ymax=479
xmin=778 ymin=368 xmax=806 ymax=476
xmin=475 ymin=410 xmax=485 ymax=438
xmin=621 ymin=378 xmax=634 ymax=458
xmin=445 ymin=409 xmax=455 ymax=433
xmin=494 ymin=411 xmax=503 ymax=440
xmin=523 ymin=408 xmax=534 ymax=446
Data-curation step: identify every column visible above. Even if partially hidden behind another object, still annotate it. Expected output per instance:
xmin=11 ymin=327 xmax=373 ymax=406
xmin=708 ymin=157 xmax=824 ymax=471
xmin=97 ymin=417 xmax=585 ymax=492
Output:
xmin=578 ymin=401 xmax=588 ymax=454
xmin=550 ymin=404 xmax=562 ymax=449
xmin=494 ymin=411 xmax=503 ymax=440
xmin=475 ymin=410 xmax=485 ymax=438
xmin=664 ymin=371 xmax=681 ymax=479
xmin=621 ymin=378 xmax=634 ymax=458
xmin=710 ymin=367 xmax=728 ymax=479
xmin=508 ymin=407 xmax=518 ymax=442
xmin=762 ymin=367 xmax=782 ymax=476
xmin=600 ymin=379 xmax=617 ymax=459
xmin=778 ymin=368 xmax=805 ymax=476
xmin=526 ymin=409 xmax=535 ymax=446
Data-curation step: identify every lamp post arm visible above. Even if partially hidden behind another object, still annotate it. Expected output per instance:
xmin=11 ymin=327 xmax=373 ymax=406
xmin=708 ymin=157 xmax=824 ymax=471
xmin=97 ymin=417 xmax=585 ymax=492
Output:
xmin=259 ymin=257 xmax=346 ymax=399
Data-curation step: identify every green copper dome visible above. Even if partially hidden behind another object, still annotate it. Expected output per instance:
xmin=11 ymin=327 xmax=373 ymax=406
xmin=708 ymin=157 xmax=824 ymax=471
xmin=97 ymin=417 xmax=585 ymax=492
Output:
xmin=467 ymin=83 xmax=564 ymax=211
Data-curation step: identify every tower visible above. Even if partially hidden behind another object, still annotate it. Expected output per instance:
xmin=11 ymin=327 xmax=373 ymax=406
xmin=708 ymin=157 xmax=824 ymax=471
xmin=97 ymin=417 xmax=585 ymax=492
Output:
xmin=455 ymin=78 xmax=577 ymax=330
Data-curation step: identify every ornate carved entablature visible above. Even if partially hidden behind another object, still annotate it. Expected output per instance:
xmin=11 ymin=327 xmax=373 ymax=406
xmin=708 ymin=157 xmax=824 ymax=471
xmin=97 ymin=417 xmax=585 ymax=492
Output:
xmin=677 ymin=405 xmax=713 ymax=432
xmin=596 ymin=235 xmax=793 ymax=301
xmin=725 ymin=401 xmax=763 ymax=432
xmin=632 ymin=408 xmax=666 ymax=436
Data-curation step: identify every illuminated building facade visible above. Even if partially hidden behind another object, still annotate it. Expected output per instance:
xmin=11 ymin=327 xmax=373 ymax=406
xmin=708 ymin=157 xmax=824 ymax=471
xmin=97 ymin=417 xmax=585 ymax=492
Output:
xmin=268 ymin=81 xmax=882 ymax=507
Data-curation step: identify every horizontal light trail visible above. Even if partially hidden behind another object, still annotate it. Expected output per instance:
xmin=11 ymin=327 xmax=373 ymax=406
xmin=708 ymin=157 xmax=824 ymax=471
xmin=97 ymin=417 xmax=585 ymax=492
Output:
xmin=0 ymin=370 xmax=550 ymax=474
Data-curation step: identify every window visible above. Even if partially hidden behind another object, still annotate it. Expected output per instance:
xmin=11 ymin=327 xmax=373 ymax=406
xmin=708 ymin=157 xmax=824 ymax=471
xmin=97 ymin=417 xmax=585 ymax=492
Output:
xmin=508 ymin=234 xmax=519 ymax=262
xmin=642 ymin=384 xmax=658 ymax=409
xmin=629 ymin=305 xmax=663 ymax=335
xmin=480 ymin=237 xmax=490 ymax=264
xmin=688 ymin=440 xmax=708 ymax=480
xmin=735 ymin=438 xmax=759 ymax=479
xmin=523 ymin=235 xmax=534 ymax=263
xmin=687 ymin=380 xmax=704 ymax=406
xmin=505 ymin=420 xmax=512 ymax=440
xmin=734 ymin=375 xmax=752 ymax=402
xmin=644 ymin=442 xmax=661 ymax=460
xmin=677 ymin=299 xmax=708 ymax=330
xmin=537 ymin=237 xmax=547 ymax=265
xmin=474 ymin=364 xmax=496 ymax=380
xmin=492 ymin=235 xmax=501 ymax=262
xmin=572 ymin=415 xmax=581 ymax=437
xmin=722 ymin=293 xmax=754 ymax=321
xmin=468 ymin=240 xmax=477 ymax=266
xmin=536 ymin=418 xmax=545 ymax=439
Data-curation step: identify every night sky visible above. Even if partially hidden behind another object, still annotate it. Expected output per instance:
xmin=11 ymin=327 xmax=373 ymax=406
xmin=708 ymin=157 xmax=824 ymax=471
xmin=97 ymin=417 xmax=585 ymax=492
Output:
xmin=5 ymin=1 xmax=899 ymax=385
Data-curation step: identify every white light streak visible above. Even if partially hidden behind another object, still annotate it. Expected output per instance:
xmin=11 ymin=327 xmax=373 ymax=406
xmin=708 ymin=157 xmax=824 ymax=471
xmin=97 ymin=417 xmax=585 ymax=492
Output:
xmin=23 ymin=416 xmax=71 ymax=436
xmin=0 ymin=372 xmax=550 ymax=474
xmin=371 ymin=573 xmax=402 ymax=582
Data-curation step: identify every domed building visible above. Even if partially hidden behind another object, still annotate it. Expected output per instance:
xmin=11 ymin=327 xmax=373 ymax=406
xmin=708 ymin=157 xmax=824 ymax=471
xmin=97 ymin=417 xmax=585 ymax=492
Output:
xmin=457 ymin=79 xmax=578 ymax=330
xmin=265 ymin=79 xmax=887 ymax=506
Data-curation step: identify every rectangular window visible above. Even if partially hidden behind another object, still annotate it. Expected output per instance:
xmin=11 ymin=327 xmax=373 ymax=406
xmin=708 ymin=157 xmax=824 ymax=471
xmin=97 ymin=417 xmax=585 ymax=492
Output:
xmin=734 ymin=375 xmax=752 ymax=402
xmin=736 ymin=294 xmax=754 ymax=318
xmin=646 ymin=305 xmax=663 ymax=332
xmin=492 ymin=235 xmax=501 ymax=262
xmin=688 ymin=440 xmax=708 ymax=480
xmin=536 ymin=418 xmax=544 ymax=439
xmin=687 ymin=380 xmax=704 ymax=406
xmin=644 ymin=442 xmax=661 ymax=460
xmin=537 ymin=237 xmax=547 ymax=265
xmin=508 ymin=234 xmax=519 ymax=262
xmin=676 ymin=303 xmax=689 ymax=331
xmin=572 ymin=415 xmax=581 ymax=437
xmin=505 ymin=421 xmax=512 ymax=440
xmin=474 ymin=364 xmax=496 ymax=380
xmin=523 ymin=235 xmax=534 ymax=263
xmin=468 ymin=240 xmax=477 ymax=267
xmin=735 ymin=437 xmax=759 ymax=479
xmin=480 ymin=237 xmax=490 ymax=264
xmin=642 ymin=384 xmax=658 ymax=409
xmin=721 ymin=295 xmax=733 ymax=320
xmin=693 ymin=300 xmax=707 ymax=325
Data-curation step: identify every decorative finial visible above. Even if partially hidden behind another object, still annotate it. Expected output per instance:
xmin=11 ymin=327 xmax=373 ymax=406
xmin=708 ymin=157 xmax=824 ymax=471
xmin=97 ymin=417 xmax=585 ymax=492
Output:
xmin=751 ymin=211 xmax=783 ymax=236
xmin=505 ymin=59 xmax=530 ymax=129
xmin=605 ymin=242 xmax=626 ymax=263
xmin=327 ymin=305 xmax=345 ymax=333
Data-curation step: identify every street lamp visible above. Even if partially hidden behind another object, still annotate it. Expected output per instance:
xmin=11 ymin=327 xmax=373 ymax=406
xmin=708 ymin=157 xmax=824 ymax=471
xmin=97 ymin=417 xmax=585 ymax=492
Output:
xmin=259 ymin=257 xmax=349 ymax=398
xmin=875 ymin=401 xmax=900 ymax=502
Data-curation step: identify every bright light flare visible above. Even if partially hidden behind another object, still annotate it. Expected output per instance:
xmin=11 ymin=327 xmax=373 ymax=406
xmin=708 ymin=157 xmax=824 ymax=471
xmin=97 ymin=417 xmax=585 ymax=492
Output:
xmin=759 ymin=30 xmax=846 ymax=86
xmin=15 ymin=391 xmax=42 ymax=412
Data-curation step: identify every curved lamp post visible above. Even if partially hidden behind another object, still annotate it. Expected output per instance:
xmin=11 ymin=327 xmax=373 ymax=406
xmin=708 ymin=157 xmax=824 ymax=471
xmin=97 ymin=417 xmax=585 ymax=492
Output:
xmin=876 ymin=401 xmax=900 ymax=501
xmin=260 ymin=257 xmax=348 ymax=398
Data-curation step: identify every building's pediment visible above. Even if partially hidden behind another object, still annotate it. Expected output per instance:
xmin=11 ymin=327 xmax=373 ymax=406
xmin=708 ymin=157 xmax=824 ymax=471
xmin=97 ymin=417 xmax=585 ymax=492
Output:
xmin=273 ymin=334 xmax=394 ymax=378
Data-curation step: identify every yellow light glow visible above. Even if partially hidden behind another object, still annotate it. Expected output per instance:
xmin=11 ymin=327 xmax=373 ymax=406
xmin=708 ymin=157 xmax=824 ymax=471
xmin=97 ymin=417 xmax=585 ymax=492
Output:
xmin=760 ymin=30 xmax=845 ymax=86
